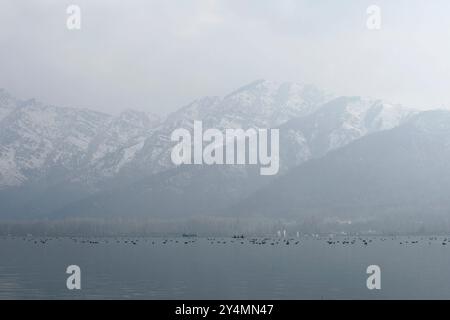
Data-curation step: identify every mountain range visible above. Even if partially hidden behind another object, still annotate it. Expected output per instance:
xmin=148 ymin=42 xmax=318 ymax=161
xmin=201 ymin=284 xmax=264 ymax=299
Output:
xmin=1 ymin=80 xmax=449 ymax=233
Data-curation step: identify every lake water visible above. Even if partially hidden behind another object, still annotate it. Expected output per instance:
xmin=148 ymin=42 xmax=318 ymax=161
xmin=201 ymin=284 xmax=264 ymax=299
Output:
xmin=1 ymin=235 xmax=450 ymax=299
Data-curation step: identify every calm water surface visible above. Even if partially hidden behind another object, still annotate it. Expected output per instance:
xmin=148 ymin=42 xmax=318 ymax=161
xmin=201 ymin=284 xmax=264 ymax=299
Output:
xmin=1 ymin=236 xmax=450 ymax=299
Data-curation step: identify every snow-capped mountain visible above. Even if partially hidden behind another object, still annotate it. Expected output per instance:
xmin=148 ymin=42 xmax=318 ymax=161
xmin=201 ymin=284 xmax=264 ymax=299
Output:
xmin=0 ymin=99 xmax=107 ymax=188
xmin=0 ymin=80 xmax=418 ymax=219
xmin=54 ymin=94 xmax=418 ymax=219
xmin=0 ymin=94 xmax=160 ymax=189
xmin=279 ymin=96 xmax=416 ymax=170
xmin=232 ymin=110 xmax=450 ymax=231
xmin=79 ymin=109 xmax=160 ymax=182
xmin=130 ymin=79 xmax=332 ymax=175
xmin=165 ymin=80 xmax=330 ymax=129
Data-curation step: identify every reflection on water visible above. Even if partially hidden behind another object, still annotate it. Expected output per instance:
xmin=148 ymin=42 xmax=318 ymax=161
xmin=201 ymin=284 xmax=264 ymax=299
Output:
xmin=1 ymin=236 xmax=450 ymax=299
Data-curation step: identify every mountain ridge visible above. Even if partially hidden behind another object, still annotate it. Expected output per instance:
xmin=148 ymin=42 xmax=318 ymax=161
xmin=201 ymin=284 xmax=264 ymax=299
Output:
xmin=0 ymin=81 xmax=425 ymax=223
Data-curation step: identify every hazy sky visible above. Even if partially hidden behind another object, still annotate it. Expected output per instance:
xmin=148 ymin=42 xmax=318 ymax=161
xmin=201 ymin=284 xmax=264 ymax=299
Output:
xmin=1 ymin=0 xmax=450 ymax=115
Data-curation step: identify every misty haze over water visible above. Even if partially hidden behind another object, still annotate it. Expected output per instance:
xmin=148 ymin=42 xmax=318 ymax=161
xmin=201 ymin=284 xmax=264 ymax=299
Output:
xmin=2 ymin=1 xmax=450 ymax=301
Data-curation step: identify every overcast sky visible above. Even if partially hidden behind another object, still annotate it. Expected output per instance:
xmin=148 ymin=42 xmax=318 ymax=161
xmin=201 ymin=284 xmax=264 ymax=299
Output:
xmin=1 ymin=0 xmax=450 ymax=115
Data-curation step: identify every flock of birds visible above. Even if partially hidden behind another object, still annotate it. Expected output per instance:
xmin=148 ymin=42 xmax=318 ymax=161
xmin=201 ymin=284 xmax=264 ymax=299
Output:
xmin=2 ymin=235 xmax=450 ymax=247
